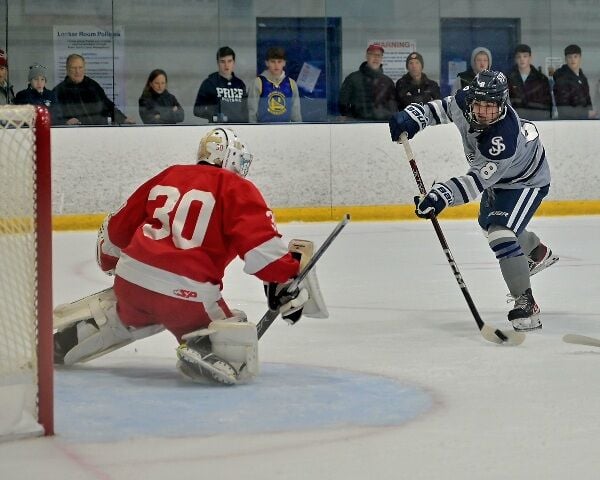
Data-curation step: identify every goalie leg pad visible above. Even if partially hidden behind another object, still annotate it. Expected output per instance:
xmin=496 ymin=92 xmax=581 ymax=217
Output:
xmin=209 ymin=319 xmax=259 ymax=379
xmin=178 ymin=314 xmax=257 ymax=383
xmin=55 ymin=288 xmax=164 ymax=365
xmin=53 ymin=287 xmax=115 ymax=330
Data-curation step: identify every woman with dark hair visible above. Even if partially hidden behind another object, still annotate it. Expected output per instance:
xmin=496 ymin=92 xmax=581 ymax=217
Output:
xmin=138 ymin=69 xmax=184 ymax=124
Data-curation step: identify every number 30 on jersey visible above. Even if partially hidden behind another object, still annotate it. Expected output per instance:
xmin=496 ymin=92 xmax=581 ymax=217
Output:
xmin=143 ymin=185 xmax=215 ymax=250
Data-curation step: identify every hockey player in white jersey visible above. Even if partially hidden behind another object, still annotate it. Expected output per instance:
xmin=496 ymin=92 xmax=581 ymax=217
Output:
xmin=389 ymin=70 xmax=558 ymax=331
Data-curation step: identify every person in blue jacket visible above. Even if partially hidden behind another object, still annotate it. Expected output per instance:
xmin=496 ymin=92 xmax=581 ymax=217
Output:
xmin=14 ymin=64 xmax=62 ymax=125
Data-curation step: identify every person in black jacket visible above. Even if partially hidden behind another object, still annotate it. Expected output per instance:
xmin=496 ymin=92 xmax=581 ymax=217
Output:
xmin=53 ymin=54 xmax=135 ymax=126
xmin=553 ymin=44 xmax=597 ymax=120
xmin=395 ymin=52 xmax=441 ymax=111
xmin=338 ymin=44 xmax=396 ymax=121
xmin=507 ymin=44 xmax=552 ymax=121
xmin=194 ymin=46 xmax=248 ymax=123
xmin=138 ymin=69 xmax=184 ymax=125
xmin=14 ymin=64 xmax=62 ymax=124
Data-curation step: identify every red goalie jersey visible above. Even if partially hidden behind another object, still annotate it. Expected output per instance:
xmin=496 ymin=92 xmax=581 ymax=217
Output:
xmin=96 ymin=163 xmax=300 ymax=338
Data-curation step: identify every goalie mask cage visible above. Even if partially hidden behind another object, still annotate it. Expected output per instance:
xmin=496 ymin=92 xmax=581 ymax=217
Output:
xmin=0 ymin=105 xmax=53 ymax=439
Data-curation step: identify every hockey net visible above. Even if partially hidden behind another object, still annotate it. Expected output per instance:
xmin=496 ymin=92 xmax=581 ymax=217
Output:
xmin=0 ymin=105 xmax=53 ymax=439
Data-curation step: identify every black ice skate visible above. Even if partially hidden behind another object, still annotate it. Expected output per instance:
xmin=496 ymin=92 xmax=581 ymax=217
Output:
xmin=508 ymin=288 xmax=541 ymax=332
xmin=528 ymin=243 xmax=559 ymax=276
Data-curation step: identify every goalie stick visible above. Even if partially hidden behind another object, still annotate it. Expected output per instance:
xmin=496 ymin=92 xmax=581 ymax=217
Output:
xmin=256 ymin=213 xmax=350 ymax=339
xmin=399 ymin=133 xmax=525 ymax=346
xmin=562 ymin=334 xmax=600 ymax=348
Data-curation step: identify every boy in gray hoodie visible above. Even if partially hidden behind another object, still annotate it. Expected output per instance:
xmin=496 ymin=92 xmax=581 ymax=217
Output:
xmin=452 ymin=46 xmax=492 ymax=94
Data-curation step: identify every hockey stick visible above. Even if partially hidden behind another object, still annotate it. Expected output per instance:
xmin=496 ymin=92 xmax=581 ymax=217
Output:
xmin=255 ymin=213 xmax=351 ymax=339
xmin=399 ymin=133 xmax=525 ymax=346
xmin=562 ymin=334 xmax=600 ymax=348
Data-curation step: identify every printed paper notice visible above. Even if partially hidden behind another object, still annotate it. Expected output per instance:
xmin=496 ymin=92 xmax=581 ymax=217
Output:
xmin=296 ymin=62 xmax=321 ymax=93
xmin=448 ymin=60 xmax=466 ymax=84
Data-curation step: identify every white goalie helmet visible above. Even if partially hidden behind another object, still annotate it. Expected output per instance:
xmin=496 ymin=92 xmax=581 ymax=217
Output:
xmin=197 ymin=128 xmax=253 ymax=177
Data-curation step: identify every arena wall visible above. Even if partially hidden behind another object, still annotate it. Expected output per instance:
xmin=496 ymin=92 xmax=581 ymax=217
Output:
xmin=51 ymin=121 xmax=600 ymax=229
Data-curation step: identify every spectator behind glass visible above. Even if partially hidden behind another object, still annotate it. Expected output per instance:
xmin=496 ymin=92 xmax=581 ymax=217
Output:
xmin=14 ymin=64 xmax=62 ymax=124
xmin=507 ymin=44 xmax=552 ymax=121
xmin=194 ymin=46 xmax=248 ymax=123
xmin=553 ymin=44 xmax=597 ymax=120
xmin=138 ymin=69 xmax=184 ymax=125
xmin=395 ymin=52 xmax=441 ymax=111
xmin=338 ymin=44 xmax=396 ymax=121
xmin=593 ymin=79 xmax=600 ymax=119
xmin=54 ymin=53 xmax=135 ymax=125
xmin=248 ymin=47 xmax=302 ymax=123
xmin=0 ymin=49 xmax=15 ymax=105
xmin=452 ymin=47 xmax=492 ymax=93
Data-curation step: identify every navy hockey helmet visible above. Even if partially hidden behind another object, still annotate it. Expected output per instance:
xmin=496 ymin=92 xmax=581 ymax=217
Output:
xmin=464 ymin=70 xmax=509 ymax=132
xmin=197 ymin=128 xmax=253 ymax=177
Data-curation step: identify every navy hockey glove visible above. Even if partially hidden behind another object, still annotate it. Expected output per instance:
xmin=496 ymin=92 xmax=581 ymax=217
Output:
xmin=389 ymin=103 xmax=427 ymax=141
xmin=414 ymin=183 xmax=453 ymax=218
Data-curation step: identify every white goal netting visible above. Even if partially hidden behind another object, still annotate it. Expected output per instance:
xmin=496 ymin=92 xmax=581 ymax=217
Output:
xmin=0 ymin=105 xmax=52 ymax=439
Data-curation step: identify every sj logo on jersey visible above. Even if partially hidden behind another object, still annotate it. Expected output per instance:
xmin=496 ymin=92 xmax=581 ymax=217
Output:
xmin=173 ymin=289 xmax=198 ymax=299
xmin=489 ymin=136 xmax=506 ymax=156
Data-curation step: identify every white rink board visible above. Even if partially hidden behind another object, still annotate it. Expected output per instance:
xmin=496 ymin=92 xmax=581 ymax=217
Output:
xmin=50 ymin=121 xmax=600 ymax=215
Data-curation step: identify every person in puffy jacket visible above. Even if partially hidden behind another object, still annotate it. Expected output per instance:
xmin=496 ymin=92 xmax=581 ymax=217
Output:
xmin=14 ymin=64 xmax=62 ymax=124
xmin=54 ymin=53 xmax=135 ymax=126
xmin=338 ymin=44 xmax=397 ymax=121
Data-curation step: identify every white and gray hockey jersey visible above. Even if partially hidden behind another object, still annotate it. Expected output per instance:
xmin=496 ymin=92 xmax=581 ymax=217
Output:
xmin=422 ymin=88 xmax=551 ymax=207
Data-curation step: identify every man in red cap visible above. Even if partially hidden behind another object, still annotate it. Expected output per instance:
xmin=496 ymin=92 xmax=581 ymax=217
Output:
xmin=0 ymin=49 xmax=15 ymax=105
xmin=338 ymin=43 xmax=396 ymax=121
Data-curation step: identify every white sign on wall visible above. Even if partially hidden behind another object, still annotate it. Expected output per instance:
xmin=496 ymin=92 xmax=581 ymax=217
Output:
xmin=296 ymin=62 xmax=322 ymax=93
xmin=368 ymin=39 xmax=416 ymax=82
xmin=53 ymin=26 xmax=126 ymax=110
xmin=448 ymin=60 xmax=467 ymax=85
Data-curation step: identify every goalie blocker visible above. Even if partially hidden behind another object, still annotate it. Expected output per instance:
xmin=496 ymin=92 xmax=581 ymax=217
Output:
xmin=265 ymin=239 xmax=328 ymax=324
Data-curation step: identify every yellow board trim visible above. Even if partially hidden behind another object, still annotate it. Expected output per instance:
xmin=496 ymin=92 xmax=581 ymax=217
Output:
xmin=51 ymin=200 xmax=600 ymax=231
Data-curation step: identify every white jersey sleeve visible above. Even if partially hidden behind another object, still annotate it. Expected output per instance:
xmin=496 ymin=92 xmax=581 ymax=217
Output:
xmin=420 ymin=88 xmax=551 ymax=207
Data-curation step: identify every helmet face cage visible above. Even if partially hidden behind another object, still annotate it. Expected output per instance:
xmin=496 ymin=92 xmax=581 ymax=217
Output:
xmin=226 ymin=138 xmax=253 ymax=178
xmin=197 ymin=128 xmax=253 ymax=177
xmin=464 ymin=70 xmax=509 ymax=132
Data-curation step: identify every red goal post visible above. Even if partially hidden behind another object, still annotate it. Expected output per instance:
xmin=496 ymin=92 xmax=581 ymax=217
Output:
xmin=0 ymin=105 xmax=53 ymax=439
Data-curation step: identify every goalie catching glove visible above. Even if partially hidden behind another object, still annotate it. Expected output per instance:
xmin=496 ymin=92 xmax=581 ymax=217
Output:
xmin=265 ymin=239 xmax=328 ymax=325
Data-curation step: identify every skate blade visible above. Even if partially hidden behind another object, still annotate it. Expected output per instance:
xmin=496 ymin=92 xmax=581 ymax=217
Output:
xmin=512 ymin=323 xmax=542 ymax=332
xmin=530 ymin=255 xmax=559 ymax=276
xmin=177 ymin=347 xmax=237 ymax=385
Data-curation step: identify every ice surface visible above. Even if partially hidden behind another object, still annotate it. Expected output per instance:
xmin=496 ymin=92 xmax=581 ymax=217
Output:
xmin=1 ymin=216 xmax=599 ymax=480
